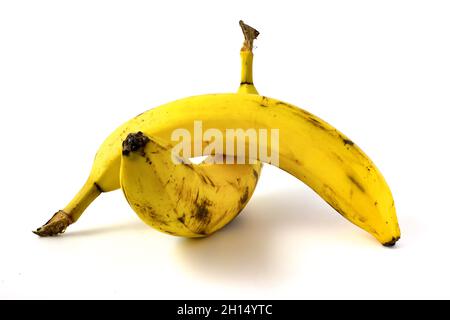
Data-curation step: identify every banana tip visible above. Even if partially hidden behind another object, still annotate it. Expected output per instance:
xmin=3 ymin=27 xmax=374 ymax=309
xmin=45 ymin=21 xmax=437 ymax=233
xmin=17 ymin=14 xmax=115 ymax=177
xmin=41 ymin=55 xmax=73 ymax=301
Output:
xmin=33 ymin=210 xmax=72 ymax=237
xmin=32 ymin=229 xmax=46 ymax=237
xmin=122 ymin=132 xmax=150 ymax=156
xmin=382 ymin=236 xmax=400 ymax=247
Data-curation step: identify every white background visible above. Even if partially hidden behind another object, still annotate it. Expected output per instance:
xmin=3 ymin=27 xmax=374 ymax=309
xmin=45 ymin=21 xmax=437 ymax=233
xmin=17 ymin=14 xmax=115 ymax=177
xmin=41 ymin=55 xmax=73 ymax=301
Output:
xmin=1 ymin=0 xmax=449 ymax=299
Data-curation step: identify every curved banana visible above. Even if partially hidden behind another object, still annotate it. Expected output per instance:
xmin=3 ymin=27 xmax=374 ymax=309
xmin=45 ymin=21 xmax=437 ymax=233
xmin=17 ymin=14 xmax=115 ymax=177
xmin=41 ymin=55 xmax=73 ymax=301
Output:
xmin=34 ymin=20 xmax=263 ymax=237
xmin=120 ymin=133 xmax=261 ymax=236
xmin=34 ymin=20 xmax=400 ymax=246
xmin=119 ymin=93 xmax=399 ymax=245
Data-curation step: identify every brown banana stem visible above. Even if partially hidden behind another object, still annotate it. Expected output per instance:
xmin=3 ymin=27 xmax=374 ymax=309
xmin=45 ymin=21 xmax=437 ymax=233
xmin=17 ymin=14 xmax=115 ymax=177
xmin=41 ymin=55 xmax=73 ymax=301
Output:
xmin=239 ymin=20 xmax=260 ymax=52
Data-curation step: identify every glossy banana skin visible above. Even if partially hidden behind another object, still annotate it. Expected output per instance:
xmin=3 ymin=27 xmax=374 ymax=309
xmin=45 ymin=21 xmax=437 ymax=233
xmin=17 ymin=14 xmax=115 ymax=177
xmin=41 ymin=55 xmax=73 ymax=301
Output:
xmin=117 ymin=93 xmax=400 ymax=245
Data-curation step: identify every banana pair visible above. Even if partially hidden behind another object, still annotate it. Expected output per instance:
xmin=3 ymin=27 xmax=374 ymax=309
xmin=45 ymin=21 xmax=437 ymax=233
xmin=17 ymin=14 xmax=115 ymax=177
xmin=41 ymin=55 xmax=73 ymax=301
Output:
xmin=34 ymin=21 xmax=400 ymax=246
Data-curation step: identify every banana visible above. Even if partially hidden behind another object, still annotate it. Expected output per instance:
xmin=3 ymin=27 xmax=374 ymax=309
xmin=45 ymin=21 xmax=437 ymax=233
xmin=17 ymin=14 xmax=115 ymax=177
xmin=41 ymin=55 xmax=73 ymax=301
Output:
xmin=34 ymin=20 xmax=401 ymax=247
xmin=120 ymin=133 xmax=261 ymax=236
xmin=34 ymin=21 xmax=262 ymax=237
xmin=118 ymin=93 xmax=400 ymax=246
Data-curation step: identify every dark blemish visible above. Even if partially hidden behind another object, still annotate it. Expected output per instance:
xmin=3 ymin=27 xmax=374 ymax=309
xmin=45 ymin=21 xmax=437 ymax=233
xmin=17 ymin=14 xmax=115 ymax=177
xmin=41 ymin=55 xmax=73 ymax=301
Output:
xmin=259 ymin=96 xmax=270 ymax=107
xmin=275 ymin=100 xmax=313 ymax=116
xmin=240 ymin=81 xmax=253 ymax=85
xmin=275 ymin=100 xmax=288 ymax=107
xmin=195 ymin=203 xmax=209 ymax=221
xmin=333 ymin=153 xmax=344 ymax=163
xmin=134 ymin=111 xmax=145 ymax=118
xmin=374 ymin=201 xmax=378 ymax=206
xmin=342 ymin=138 xmax=354 ymax=146
xmin=252 ymin=169 xmax=259 ymax=179
xmin=383 ymin=236 xmax=400 ymax=247
xmin=165 ymin=230 xmax=175 ymax=235
xmin=189 ymin=197 xmax=213 ymax=234
xmin=385 ymin=221 xmax=389 ymax=225
xmin=227 ymin=180 xmax=239 ymax=190
xmin=94 ymin=182 xmax=104 ymax=193
xmin=301 ymin=110 xmax=313 ymax=117
xmin=182 ymin=163 xmax=195 ymax=170
xmin=347 ymin=175 xmax=366 ymax=193
xmin=198 ymin=174 xmax=215 ymax=187
xmin=358 ymin=216 xmax=368 ymax=223
xmin=199 ymin=174 xmax=208 ymax=185
xmin=147 ymin=209 xmax=168 ymax=226
xmin=205 ymin=175 xmax=215 ymax=187
xmin=122 ymin=132 xmax=150 ymax=156
xmin=324 ymin=199 xmax=346 ymax=218
xmin=145 ymin=156 xmax=152 ymax=165
xmin=178 ymin=216 xmax=185 ymax=224
xmin=321 ymin=185 xmax=347 ymax=218
xmin=194 ymin=190 xmax=199 ymax=203
xmin=308 ymin=117 xmax=327 ymax=130
xmin=240 ymin=187 xmax=249 ymax=205
xmin=193 ymin=199 xmax=212 ymax=227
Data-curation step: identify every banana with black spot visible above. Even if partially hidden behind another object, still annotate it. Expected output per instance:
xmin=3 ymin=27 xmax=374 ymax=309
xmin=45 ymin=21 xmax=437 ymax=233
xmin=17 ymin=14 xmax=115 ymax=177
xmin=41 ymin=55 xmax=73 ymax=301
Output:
xmin=120 ymin=132 xmax=261 ymax=236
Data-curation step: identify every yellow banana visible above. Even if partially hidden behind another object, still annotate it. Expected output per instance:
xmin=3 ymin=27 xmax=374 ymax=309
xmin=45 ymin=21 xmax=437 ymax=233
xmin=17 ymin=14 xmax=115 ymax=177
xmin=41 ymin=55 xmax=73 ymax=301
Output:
xmin=118 ymin=93 xmax=400 ymax=246
xmin=34 ymin=21 xmax=262 ymax=237
xmin=120 ymin=133 xmax=261 ymax=236
xmin=34 ymin=20 xmax=400 ymax=247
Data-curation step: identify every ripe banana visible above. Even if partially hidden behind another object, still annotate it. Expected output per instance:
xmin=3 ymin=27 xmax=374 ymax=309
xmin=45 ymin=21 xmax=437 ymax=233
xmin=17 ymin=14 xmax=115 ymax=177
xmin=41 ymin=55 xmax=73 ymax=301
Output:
xmin=121 ymin=133 xmax=261 ymax=236
xmin=34 ymin=20 xmax=400 ymax=247
xmin=34 ymin=21 xmax=262 ymax=237
xmin=118 ymin=93 xmax=400 ymax=246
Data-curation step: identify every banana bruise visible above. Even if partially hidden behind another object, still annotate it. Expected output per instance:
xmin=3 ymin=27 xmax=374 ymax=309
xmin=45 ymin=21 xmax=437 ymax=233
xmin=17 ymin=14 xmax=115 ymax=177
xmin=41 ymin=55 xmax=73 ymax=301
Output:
xmin=120 ymin=133 xmax=261 ymax=236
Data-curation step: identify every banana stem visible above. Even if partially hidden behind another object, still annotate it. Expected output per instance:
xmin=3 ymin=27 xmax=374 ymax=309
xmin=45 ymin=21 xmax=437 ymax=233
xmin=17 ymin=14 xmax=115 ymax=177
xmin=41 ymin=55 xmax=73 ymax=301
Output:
xmin=240 ymin=51 xmax=254 ymax=85
xmin=63 ymin=179 xmax=102 ymax=222
xmin=239 ymin=20 xmax=259 ymax=52
xmin=33 ymin=179 xmax=101 ymax=236
xmin=238 ymin=20 xmax=259 ymax=94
